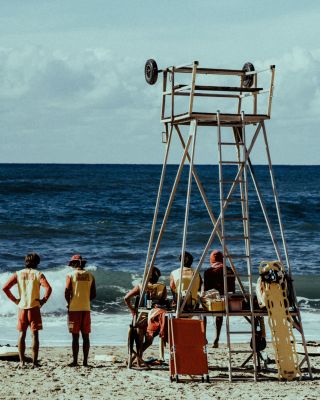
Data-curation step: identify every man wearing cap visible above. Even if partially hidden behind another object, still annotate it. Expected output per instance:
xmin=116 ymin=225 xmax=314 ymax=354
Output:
xmin=204 ymin=250 xmax=235 ymax=347
xmin=65 ymin=255 xmax=96 ymax=367
xmin=2 ymin=253 xmax=52 ymax=367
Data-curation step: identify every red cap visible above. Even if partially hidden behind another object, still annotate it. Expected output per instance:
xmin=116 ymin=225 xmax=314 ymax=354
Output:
xmin=68 ymin=254 xmax=87 ymax=266
xmin=210 ymin=250 xmax=223 ymax=264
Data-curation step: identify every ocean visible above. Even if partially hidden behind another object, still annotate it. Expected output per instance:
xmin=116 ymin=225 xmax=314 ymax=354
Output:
xmin=0 ymin=164 xmax=319 ymax=346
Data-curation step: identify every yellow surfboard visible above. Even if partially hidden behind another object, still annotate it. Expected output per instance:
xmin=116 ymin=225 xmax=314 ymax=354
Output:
xmin=259 ymin=261 xmax=300 ymax=381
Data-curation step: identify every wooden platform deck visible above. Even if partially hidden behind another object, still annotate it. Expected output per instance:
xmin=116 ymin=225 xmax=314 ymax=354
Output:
xmin=162 ymin=112 xmax=270 ymax=126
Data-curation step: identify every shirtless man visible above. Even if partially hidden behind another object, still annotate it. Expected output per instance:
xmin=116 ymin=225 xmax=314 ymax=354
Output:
xmin=65 ymin=254 xmax=96 ymax=367
xmin=2 ymin=253 xmax=52 ymax=367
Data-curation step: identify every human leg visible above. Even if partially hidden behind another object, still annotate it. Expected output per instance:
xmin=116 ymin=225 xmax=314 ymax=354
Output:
xmin=213 ymin=316 xmax=223 ymax=348
xmin=18 ymin=331 xmax=26 ymax=366
xmin=69 ymin=333 xmax=80 ymax=366
xmin=82 ymin=333 xmax=90 ymax=366
xmin=31 ymin=330 xmax=40 ymax=366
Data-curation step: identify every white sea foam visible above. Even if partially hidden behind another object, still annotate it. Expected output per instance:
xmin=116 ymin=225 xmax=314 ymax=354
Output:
xmin=0 ymin=310 xmax=318 ymax=347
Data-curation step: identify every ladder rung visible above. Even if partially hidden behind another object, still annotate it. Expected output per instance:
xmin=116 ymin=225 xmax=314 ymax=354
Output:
xmin=219 ymin=142 xmax=244 ymax=146
xmin=220 ymin=179 xmax=244 ymax=184
xmin=222 ymin=236 xmax=249 ymax=240
xmin=230 ymin=350 xmax=253 ymax=354
xmin=223 ymin=197 xmax=245 ymax=202
xmin=220 ymin=161 xmax=245 ymax=165
xmin=225 ymin=254 xmax=249 ymax=259
xmin=229 ymin=331 xmax=252 ymax=334
xmin=224 ymin=216 xmax=248 ymax=221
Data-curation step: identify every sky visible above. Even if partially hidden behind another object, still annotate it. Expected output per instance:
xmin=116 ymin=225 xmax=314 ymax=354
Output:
xmin=0 ymin=0 xmax=320 ymax=164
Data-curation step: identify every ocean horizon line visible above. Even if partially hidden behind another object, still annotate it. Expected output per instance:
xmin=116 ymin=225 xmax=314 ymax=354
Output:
xmin=1 ymin=162 xmax=319 ymax=167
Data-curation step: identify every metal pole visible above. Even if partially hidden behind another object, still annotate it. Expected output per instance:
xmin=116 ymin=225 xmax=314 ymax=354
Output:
xmin=139 ymin=125 xmax=173 ymax=306
xmin=176 ymin=120 xmax=197 ymax=317
xmin=180 ymin=122 xmax=263 ymax=309
xmin=247 ymin=158 xmax=284 ymax=263
xmin=140 ymin=134 xmax=193 ymax=301
xmin=217 ymin=111 xmax=232 ymax=382
xmin=241 ymin=112 xmax=257 ymax=382
xmin=261 ymin=121 xmax=313 ymax=379
xmin=175 ymin=125 xmax=246 ymax=296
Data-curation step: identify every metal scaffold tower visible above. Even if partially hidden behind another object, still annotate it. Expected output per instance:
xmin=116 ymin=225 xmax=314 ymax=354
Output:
xmin=139 ymin=59 xmax=313 ymax=382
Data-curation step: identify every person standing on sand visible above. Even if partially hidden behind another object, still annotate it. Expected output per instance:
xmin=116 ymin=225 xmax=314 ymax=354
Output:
xmin=203 ymin=250 xmax=235 ymax=347
xmin=2 ymin=253 xmax=52 ymax=367
xmin=65 ymin=254 xmax=96 ymax=367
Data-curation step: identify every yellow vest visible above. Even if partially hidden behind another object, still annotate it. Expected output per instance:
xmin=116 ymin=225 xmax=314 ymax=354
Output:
xmin=16 ymin=268 xmax=42 ymax=309
xmin=171 ymin=267 xmax=200 ymax=306
xmin=68 ymin=269 xmax=94 ymax=312
xmin=142 ymin=282 xmax=166 ymax=301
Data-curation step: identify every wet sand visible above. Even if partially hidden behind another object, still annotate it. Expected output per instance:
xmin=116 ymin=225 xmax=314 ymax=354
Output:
xmin=0 ymin=343 xmax=319 ymax=400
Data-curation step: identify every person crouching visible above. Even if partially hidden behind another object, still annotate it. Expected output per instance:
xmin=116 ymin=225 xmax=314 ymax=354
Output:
xmin=65 ymin=255 xmax=96 ymax=367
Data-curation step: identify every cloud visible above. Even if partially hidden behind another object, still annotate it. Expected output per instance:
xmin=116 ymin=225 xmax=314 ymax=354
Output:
xmin=0 ymin=44 xmax=319 ymax=163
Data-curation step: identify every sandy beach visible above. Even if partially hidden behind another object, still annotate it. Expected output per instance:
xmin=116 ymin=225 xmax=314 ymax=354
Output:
xmin=0 ymin=343 xmax=319 ymax=400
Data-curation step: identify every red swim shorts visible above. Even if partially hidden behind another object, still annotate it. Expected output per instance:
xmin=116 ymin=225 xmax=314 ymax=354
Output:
xmin=68 ymin=311 xmax=91 ymax=334
xmin=17 ymin=307 xmax=43 ymax=332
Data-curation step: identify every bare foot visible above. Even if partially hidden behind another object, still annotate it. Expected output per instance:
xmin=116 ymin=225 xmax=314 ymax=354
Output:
xmin=32 ymin=362 xmax=41 ymax=368
xmin=213 ymin=339 xmax=219 ymax=348
xmin=67 ymin=362 xmax=79 ymax=367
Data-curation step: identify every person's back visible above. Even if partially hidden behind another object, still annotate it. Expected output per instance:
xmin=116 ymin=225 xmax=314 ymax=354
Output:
xmin=16 ymin=268 xmax=43 ymax=309
xmin=203 ymin=250 xmax=235 ymax=348
xmin=65 ymin=255 xmax=96 ymax=367
xmin=170 ymin=251 xmax=201 ymax=308
xmin=204 ymin=262 xmax=235 ymax=295
xmin=67 ymin=269 xmax=94 ymax=312
xmin=2 ymin=253 xmax=52 ymax=367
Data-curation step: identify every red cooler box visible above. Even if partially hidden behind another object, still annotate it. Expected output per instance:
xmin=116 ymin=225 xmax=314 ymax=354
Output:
xmin=168 ymin=318 xmax=209 ymax=382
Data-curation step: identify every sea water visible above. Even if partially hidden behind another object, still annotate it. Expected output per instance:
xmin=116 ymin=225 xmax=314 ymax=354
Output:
xmin=0 ymin=164 xmax=319 ymax=345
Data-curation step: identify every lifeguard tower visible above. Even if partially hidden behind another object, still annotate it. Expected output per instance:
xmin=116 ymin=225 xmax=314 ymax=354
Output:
xmin=137 ymin=60 xmax=312 ymax=382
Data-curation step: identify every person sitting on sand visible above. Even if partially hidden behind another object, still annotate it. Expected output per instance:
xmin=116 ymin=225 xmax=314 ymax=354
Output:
xmin=203 ymin=250 xmax=235 ymax=348
xmin=2 ymin=253 xmax=52 ymax=367
xmin=170 ymin=251 xmax=202 ymax=309
xmin=124 ymin=266 xmax=167 ymax=364
xmin=65 ymin=254 xmax=96 ymax=367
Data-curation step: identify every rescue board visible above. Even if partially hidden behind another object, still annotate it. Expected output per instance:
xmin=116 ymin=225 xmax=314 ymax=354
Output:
xmin=0 ymin=345 xmax=19 ymax=359
xmin=259 ymin=261 xmax=300 ymax=381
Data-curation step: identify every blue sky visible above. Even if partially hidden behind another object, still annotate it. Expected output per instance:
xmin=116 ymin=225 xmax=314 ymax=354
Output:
xmin=1 ymin=1 xmax=320 ymax=164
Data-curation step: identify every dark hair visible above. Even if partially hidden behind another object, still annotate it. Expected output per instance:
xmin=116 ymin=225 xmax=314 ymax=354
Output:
xmin=150 ymin=266 xmax=161 ymax=283
xmin=179 ymin=251 xmax=193 ymax=268
xmin=25 ymin=253 xmax=40 ymax=268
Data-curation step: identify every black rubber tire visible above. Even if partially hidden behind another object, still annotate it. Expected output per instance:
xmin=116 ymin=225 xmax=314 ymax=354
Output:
xmin=242 ymin=62 xmax=255 ymax=88
xmin=206 ymin=375 xmax=210 ymax=383
xmin=145 ymin=59 xmax=158 ymax=85
xmin=175 ymin=375 xmax=179 ymax=383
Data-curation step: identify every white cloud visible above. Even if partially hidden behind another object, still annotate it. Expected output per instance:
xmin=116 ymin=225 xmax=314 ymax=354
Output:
xmin=0 ymin=44 xmax=319 ymax=163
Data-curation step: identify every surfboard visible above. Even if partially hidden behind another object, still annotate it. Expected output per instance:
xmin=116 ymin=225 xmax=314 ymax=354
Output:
xmin=0 ymin=345 xmax=19 ymax=358
xmin=259 ymin=261 xmax=300 ymax=381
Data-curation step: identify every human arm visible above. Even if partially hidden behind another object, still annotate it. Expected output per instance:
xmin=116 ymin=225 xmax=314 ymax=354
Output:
xmin=65 ymin=275 xmax=72 ymax=308
xmin=2 ymin=273 xmax=19 ymax=305
xmin=39 ymin=273 xmax=52 ymax=306
xmin=124 ymin=286 xmax=140 ymax=315
xmin=169 ymin=273 xmax=177 ymax=302
xmin=90 ymin=277 xmax=96 ymax=301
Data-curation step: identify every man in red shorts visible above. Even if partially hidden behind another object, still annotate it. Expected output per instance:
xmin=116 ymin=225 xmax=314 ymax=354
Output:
xmin=2 ymin=253 xmax=52 ymax=367
xmin=65 ymin=254 xmax=96 ymax=367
